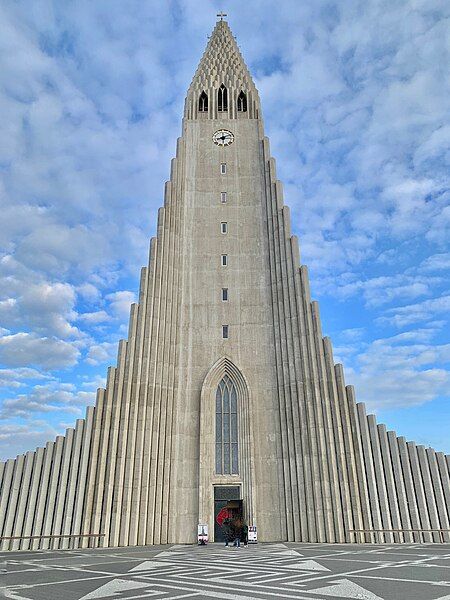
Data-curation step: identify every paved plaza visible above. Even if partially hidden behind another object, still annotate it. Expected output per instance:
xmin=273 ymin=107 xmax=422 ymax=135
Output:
xmin=1 ymin=542 xmax=450 ymax=600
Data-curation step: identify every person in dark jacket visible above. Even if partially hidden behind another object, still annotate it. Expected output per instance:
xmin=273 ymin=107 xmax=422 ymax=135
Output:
xmin=222 ymin=517 xmax=234 ymax=547
xmin=233 ymin=518 xmax=243 ymax=548
xmin=241 ymin=522 xmax=249 ymax=547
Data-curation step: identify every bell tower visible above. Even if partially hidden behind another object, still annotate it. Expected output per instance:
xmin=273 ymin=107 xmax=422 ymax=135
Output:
xmin=172 ymin=17 xmax=286 ymax=542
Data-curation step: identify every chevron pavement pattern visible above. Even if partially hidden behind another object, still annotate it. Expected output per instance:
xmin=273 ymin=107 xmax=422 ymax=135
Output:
xmin=1 ymin=542 xmax=450 ymax=600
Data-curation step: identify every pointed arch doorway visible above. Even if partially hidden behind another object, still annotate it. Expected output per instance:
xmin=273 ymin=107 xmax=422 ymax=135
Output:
xmin=199 ymin=358 xmax=255 ymax=541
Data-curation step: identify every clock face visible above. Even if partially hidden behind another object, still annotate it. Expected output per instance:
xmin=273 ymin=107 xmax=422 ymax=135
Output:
xmin=213 ymin=129 xmax=234 ymax=146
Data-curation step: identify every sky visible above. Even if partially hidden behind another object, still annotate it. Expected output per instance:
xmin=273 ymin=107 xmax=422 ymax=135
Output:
xmin=0 ymin=0 xmax=449 ymax=461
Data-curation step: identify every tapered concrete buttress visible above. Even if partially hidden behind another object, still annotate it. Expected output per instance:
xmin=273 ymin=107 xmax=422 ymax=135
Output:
xmin=72 ymin=407 xmax=94 ymax=548
xmin=81 ymin=388 xmax=105 ymax=548
xmin=398 ymin=437 xmax=423 ymax=542
xmin=0 ymin=17 xmax=449 ymax=548
xmin=377 ymin=425 xmax=402 ymax=542
xmin=2 ymin=455 xmax=25 ymax=550
xmin=20 ymin=448 xmax=44 ymax=550
xmin=357 ymin=404 xmax=383 ymax=542
xmin=335 ymin=365 xmax=364 ymax=541
xmin=10 ymin=451 xmax=34 ymax=550
xmin=31 ymin=442 xmax=54 ymax=550
xmin=60 ymin=421 xmax=84 ymax=549
xmin=312 ymin=303 xmax=341 ymax=543
xmin=51 ymin=429 xmax=74 ymax=548
xmin=346 ymin=387 xmax=372 ymax=542
xmin=436 ymin=453 xmax=450 ymax=542
xmin=387 ymin=431 xmax=413 ymax=542
xmin=408 ymin=442 xmax=433 ymax=542
xmin=367 ymin=416 xmax=394 ymax=543
xmin=0 ymin=460 xmax=15 ymax=549
xmin=427 ymin=448 xmax=450 ymax=542
xmin=417 ymin=445 xmax=442 ymax=542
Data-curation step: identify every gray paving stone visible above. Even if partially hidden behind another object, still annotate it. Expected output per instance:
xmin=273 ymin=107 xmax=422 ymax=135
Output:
xmin=1 ymin=542 xmax=450 ymax=600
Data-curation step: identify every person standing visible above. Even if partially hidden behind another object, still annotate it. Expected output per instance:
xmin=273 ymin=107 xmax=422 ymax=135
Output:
xmin=233 ymin=518 xmax=242 ymax=548
xmin=222 ymin=517 xmax=234 ymax=547
xmin=241 ymin=522 xmax=249 ymax=548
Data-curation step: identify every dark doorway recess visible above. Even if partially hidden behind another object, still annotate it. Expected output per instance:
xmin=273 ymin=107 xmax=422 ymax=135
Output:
xmin=214 ymin=486 xmax=242 ymax=542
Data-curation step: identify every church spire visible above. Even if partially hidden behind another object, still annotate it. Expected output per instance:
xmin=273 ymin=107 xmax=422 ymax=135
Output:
xmin=184 ymin=19 xmax=261 ymax=119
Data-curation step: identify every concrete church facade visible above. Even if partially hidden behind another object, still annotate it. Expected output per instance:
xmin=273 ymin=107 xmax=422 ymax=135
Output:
xmin=1 ymin=19 xmax=449 ymax=551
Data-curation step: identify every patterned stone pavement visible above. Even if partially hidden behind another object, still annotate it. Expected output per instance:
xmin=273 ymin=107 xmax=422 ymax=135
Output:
xmin=1 ymin=542 xmax=450 ymax=600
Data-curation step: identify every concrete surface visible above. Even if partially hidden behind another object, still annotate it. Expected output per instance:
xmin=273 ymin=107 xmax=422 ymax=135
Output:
xmin=1 ymin=542 xmax=450 ymax=599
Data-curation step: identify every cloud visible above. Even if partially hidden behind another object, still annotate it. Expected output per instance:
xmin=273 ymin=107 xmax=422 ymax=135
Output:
xmin=85 ymin=341 xmax=117 ymax=365
xmin=251 ymin=0 xmax=450 ymax=276
xmin=382 ymin=295 xmax=450 ymax=327
xmin=0 ymin=423 xmax=59 ymax=461
xmin=106 ymin=290 xmax=135 ymax=319
xmin=0 ymin=367 xmax=51 ymax=388
xmin=0 ymin=383 xmax=94 ymax=420
xmin=353 ymin=366 xmax=449 ymax=411
xmin=76 ymin=283 xmax=101 ymax=301
xmin=81 ymin=375 xmax=106 ymax=390
xmin=316 ymin=273 xmax=439 ymax=307
xmin=0 ymin=0 xmax=448 ymax=456
xmin=338 ymin=328 xmax=365 ymax=342
xmin=345 ymin=331 xmax=450 ymax=410
xmin=419 ymin=253 xmax=450 ymax=272
xmin=0 ymin=333 xmax=79 ymax=369
xmin=0 ymin=281 xmax=79 ymax=338
xmin=77 ymin=310 xmax=109 ymax=324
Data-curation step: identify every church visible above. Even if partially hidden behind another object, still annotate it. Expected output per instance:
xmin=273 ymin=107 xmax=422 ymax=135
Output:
xmin=0 ymin=17 xmax=449 ymax=550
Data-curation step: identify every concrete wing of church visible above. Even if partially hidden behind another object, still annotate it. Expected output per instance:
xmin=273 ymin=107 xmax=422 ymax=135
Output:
xmin=1 ymin=19 xmax=449 ymax=550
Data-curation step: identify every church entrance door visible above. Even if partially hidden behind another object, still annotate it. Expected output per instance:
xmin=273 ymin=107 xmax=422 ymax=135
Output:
xmin=214 ymin=486 xmax=242 ymax=542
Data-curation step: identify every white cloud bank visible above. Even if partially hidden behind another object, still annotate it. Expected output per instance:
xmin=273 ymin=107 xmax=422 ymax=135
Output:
xmin=0 ymin=0 xmax=448 ymax=457
xmin=0 ymin=333 xmax=79 ymax=370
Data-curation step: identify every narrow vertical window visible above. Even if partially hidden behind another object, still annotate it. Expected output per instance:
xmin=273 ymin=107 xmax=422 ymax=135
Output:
xmin=222 ymin=288 xmax=228 ymax=301
xmin=215 ymin=376 xmax=238 ymax=475
xmin=222 ymin=325 xmax=229 ymax=339
xmin=220 ymin=163 xmax=227 ymax=175
xmin=199 ymin=91 xmax=208 ymax=112
xmin=237 ymin=90 xmax=247 ymax=112
xmin=218 ymin=84 xmax=228 ymax=112
xmin=221 ymin=191 xmax=227 ymax=203
xmin=221 ymin=222 xmax=228 ymax=234
xmin=221 ymin=254 xmax=227 ymax=266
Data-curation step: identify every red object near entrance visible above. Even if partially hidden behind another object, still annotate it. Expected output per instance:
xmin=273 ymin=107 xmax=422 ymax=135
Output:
xmin=216 ymin=507 xmax=230 ymax=525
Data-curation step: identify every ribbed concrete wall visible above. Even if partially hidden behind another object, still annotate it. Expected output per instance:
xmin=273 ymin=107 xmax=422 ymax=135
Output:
xmin=1 ymin=19 xmax=449 ymax=549
xmin=0 ymin=408 xmax=95 ymax=550
xmin=2 ymin=389 xmax=448 ymax=547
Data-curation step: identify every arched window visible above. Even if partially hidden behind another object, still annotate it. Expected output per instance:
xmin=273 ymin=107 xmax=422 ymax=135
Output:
xmin=215 ymin=375 xmax=238 ymax=474
xmin=218 ymin=84 xmax=228 ymax=112
xmin=199 ymin=91 xmax=208 ymax=112
xmin=237 ymin=91 xmax=247 ymax=112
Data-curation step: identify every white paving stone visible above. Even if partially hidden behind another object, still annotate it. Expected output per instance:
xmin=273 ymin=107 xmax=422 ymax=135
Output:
xmin=309 ymin=578 xmax=384 ymax=600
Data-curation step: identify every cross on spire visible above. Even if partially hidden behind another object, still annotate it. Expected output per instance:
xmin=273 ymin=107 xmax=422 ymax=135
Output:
xmin=217 ymin=11 xmax=227 ymax=21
